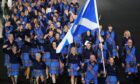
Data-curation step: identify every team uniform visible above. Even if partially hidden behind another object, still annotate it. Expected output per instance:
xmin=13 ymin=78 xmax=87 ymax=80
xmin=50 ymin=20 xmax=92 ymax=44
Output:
xmin=73 ymin=35 xmax=83 ymax=54
xmin=82 ymin=47 xmax=93 ymax=63
xmin=30 ymin=38 xmax=39 ymax=57
xmin=106 ymin=63 xmax=119 ymax=84
xmin=122 ymin=45 xmax=138 ymax=73
xmin=94 ymin=28 xmax=105 ymax=45
xmin=67 ymin=54 xmax=81 ymax=76
xmin=3 ymin=48 xmax=21 ymax=77
xmin=49 ymin=47 xmax=61 ymax=75
xmin=32 ymin=60 xmax=46 ymax=78
xmin=3 ymin=25 xmax=14 ymax=41
xmin=96 ymin=43 xmax=108 ymax=84
xmin=82 ymin=31 xmax=94 ymax=44
xmin=105 ymin=30 xmax=118 ymax=58
xmin=42 ymin=51 xmax=51 ymax=68
xmin=21 ymin=41 xmax=32 ymax=67
xmin=3 ymin=40 xmax=18 ymax=67
xmin=122 ymin=45 xmax=138 ymax=83
xmin=14 ymin=28 xmax=25 ymax=49
xmin=83 ymin=61 xmax=98 ymax=84
xmin=96 ymin=46 xmax=107 ymax=64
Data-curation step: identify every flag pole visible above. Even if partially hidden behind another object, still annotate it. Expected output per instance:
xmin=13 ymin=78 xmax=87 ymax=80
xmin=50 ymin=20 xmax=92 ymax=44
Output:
xmin=94 ymin=0 xmax=106 ymax=74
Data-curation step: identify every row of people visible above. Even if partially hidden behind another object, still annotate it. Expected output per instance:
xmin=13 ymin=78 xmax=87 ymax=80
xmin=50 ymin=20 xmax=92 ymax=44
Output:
xmin=2 ymin=33 xmax=139 ymax=84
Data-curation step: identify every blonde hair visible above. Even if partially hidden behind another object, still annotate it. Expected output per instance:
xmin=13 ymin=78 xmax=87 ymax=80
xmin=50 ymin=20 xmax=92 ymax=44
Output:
xmin=36 ymin=53 xmax=41 ymax=59
xmin=124 ymin=30 xmax=131 ymax=38
xmin=26 ymin=23 xmax=31 ymax=29
xmin=49 ymin=23 xmax=55 ymax=30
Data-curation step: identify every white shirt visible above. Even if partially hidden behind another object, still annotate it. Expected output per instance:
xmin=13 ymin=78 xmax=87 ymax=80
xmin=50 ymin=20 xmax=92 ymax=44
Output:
xmin=0 ymin=21 xmax=3 ymax=38
xmin=1 ymin=0 xmax=6 ymax=8
xmin=7 ymin=0 xmax=12 ymax=9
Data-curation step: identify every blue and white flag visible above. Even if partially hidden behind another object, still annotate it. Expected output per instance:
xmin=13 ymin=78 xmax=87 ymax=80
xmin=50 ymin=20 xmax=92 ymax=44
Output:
xmin=56 ymin=0 xmax=99 ymax=53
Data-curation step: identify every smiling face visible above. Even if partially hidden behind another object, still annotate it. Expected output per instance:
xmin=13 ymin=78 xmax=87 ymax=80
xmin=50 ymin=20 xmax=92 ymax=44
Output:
xmin=64 ymin=25 xmax=68 ymax=32
xmin=49 ymin=30 xmax=54 ymax=37
xmin=99 ymin=24 xmax=103 ymax=30
xmin=56 ymin=22 xmax=61 ymax=28
xmin=70 ymin=15 xmax=74 ymax=22
xmin=90 ymin=54 xmax=96 ymax=63
xmin=36 ymin=53 xmax=41 ymax=62
xmin=71 ymin=47 xmax=77 ymax=55
xmin=7 ymin=21 xmax=11 ymax=26
xmin=86 ymin=31 xmax=90 ymax=36
xmin=50 ymin=23 xmax=55 ymax=29
xmin=108 ymin=25 xmax=113 ymax=32
xmin=109 ymin=57 xmax=114 ymax=64
xmin=12 ymin=45 xmax=17 ymax=53
xmin=128 ymin=39 xmax=133 ymax=47
xmin=55 ymin=33 xmax=60 ymax=40
xmin=8 ymin=34 xmax=14 ymax=41
xmin=86 ymin=43 xmax=91 ymax=49
xmin=52 ymin=42 xmax=57 ymax=49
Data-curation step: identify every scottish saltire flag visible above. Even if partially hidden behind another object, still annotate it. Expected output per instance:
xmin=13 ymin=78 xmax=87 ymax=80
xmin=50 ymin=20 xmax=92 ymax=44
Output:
xmin=56 ymin=0 xmax=99 ymax=53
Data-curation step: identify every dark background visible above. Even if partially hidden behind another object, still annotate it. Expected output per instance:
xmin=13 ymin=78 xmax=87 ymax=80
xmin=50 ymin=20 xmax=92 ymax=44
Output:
xmin=0 ymin=0 xmax=140 ymax=84
xmin=97 ymin=0 xmax=140 ymax=51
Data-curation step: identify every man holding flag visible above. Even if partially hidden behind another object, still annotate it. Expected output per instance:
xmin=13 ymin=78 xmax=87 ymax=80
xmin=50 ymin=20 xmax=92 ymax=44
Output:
xmin=56 ymin=0 xmax=105 ymax=84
